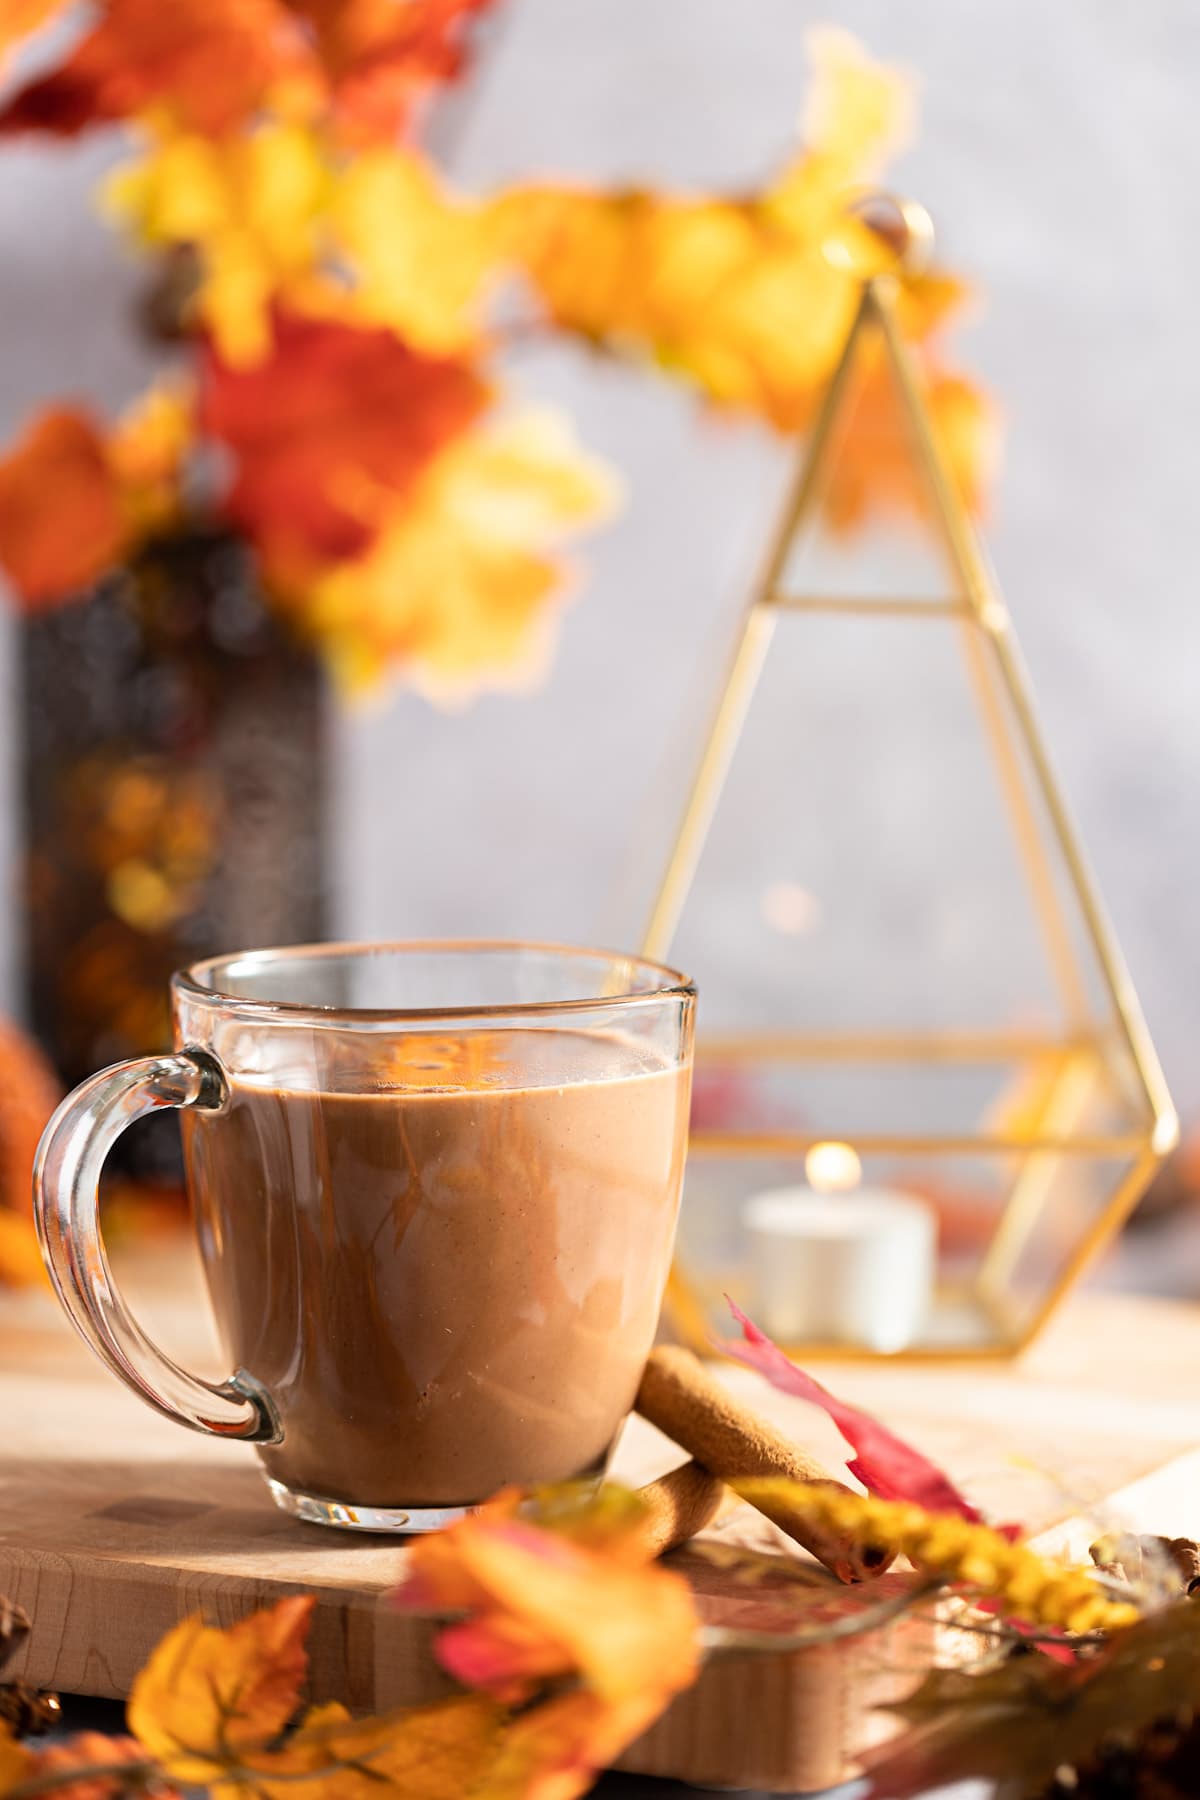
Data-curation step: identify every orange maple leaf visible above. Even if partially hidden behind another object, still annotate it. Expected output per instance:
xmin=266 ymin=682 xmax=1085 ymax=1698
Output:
xmin=0 ymin=0 xmax=496 ymax=140
xmin=199 ymin=309 xmax=489 ymax=580
xmin=819 ymin=346 xmax=999 ymax=537
xmin=288 ymin=0 xmax=500 ymax=143
xmin=128 ymin=1594 xmax=313 ymax=1784
xmin=0 ymin=408 xmax=128 ymax=611
xmin=0 ymin=0 xmax=316 ymax=138
xmin=401 ymin=1490 xmax=700 ymax=1710
xmin=400 ymin=1490 xmax=700 ymax=1800
xmin=0 ymin=0 xmax=68 ymax=71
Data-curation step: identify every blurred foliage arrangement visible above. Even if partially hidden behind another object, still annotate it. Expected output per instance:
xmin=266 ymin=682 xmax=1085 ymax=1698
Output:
xmin=0 ymin=1 xmax=996 ymax=702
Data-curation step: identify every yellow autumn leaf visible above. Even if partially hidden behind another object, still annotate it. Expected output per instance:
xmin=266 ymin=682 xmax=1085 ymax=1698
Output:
xmin=335 ymin=149 xmax=497 ymax=354
xmin=106 ymin=122 xmax=333 ymax=365
xmin=304 ymin=408 xmax=619 ymax=701
xmin=108 ymin=381 xmax=195 ymax=536
xmin=128 ymin=1595 xmax=313 ymax=1784
xmin=765 ymin=25 xmax=913 ymax=238
xmin=247 ymin=1695 xmax=503 ymax=1800
xmin=498 ymin=26 xmax=994 ymax=529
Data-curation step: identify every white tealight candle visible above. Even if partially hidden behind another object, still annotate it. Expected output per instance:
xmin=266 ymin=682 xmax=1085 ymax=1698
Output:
xmin=742 ymin=1183 xmax=937 ymax=1353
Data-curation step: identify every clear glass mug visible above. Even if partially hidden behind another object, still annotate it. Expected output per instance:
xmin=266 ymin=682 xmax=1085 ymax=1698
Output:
xmin=33 ymin=942 xmax=696 ymax=1531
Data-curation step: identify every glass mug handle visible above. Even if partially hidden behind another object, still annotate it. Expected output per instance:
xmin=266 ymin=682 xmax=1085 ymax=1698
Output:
xmin=33 ymin=1049 xmax=281 ymax=1443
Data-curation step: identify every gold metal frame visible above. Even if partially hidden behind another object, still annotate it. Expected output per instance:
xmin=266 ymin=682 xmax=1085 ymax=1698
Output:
xmin=643 ymin=230 xmax=1178 ymax=1360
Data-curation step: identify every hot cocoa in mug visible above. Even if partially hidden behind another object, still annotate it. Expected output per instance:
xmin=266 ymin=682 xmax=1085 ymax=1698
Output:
xmin=33 ymin=942 xmax=695 ymax=1530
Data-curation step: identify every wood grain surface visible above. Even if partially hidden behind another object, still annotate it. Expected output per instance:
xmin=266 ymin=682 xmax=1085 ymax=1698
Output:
xmin=3 ymin=1249 xmax=1199 ymax=1793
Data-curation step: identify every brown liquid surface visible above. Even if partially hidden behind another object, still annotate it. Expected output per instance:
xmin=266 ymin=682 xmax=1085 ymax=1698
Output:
xmin=183 ymin=1030 xmax=689 ymax=1507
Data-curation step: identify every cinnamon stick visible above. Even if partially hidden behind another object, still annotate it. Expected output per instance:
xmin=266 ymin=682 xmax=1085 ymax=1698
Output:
xmin=635 ymin=1460 xmax=727 ymax=1557
xmin=635 ymin=1346 xmax=893 ymax=1582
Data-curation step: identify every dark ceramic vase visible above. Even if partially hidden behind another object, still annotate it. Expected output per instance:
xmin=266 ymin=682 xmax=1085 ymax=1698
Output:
xmin=19 ymin=528 xmax=328 ymax=1169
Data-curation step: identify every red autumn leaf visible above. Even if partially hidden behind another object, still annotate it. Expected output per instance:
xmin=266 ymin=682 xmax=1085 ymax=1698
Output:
xmin=0 ymin=407 xmax=127 ymax=610
xmin=198 ymin=309 xmax=489 ymax=578
xmin=721 ymin=1299 xmax=987 ymax=1521
xmin=0 ymin=0 xmax=312 ymax=138
xmin=288 ymin=0 xmax=500 ymax=142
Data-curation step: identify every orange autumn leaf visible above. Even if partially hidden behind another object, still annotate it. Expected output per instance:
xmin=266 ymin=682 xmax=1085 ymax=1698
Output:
xmin=0 ymin=0 xmax=314 ymax=138
xmin=199 ymin=310 xmax=489 ymax=578
xmin=0 ymin=1213 xmax=47 ymax=1288
xmin=302 ymin=409 xmax=617 ymax=699
xmin=0 ymin=1724 xmax=32 ymax=1795
xmin=0 ymin=0 xmax=69 ymax=71
xmin=399 ymin=1489 xmax=700 ymax=1800
xmin=128 ymin=1594 xmax=313 ymax=1784
xmin=0 ymin=408 xmax=128 ymax=611
xmin=288 ymin=0 xmax=500 ymax=143
xmin=482 ymin=1689 xmax=677 ymax=1800
xmin=0 ymin=1013 xmax=61 ymax=1286
xmin=820 ymin=347 xmax=998 ymax=537
xmin=106 ymin=382 xmax=193 ymax=538
xmin=401 ymin=1491 xmax=700 ymax=1709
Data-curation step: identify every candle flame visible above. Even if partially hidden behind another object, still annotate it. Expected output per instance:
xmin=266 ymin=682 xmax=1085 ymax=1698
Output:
xmin=805 ymin=1141 xmax=862 ymax=1194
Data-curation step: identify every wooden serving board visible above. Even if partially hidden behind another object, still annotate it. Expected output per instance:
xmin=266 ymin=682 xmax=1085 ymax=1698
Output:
xmin=3 ymin=1248 xmax=1200 ymax=1794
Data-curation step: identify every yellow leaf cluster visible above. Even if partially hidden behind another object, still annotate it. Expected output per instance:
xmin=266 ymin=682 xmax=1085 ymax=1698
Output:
xmin=304 ymin=409 xmax=619 ymax=700
xmin=737 ymin=1480 xmax=1142 ymax=1636
xmin=106 ymin=123 xmax=334 ymax=366
xmin=334 ymin=151 xmax=496 ymax=354
xmin=2 ymin=20 xmax=997 ymax=699
xmin=498 ymin=27 xmax=947 ymax=434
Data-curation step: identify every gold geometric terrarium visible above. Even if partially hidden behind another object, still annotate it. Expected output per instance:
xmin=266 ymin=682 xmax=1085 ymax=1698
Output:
xmin=645 ymin=202 xmax=1178 ymax=1360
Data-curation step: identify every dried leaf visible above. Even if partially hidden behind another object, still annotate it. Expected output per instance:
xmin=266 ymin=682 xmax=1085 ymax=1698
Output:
xmin=734 ymin=1480 xmax=1135 ymax=1636
xmin=722 ymin=1301 xmax=988 ymax=1521
xmin=0 ymin=409 xmax=128 ymax=611
xmin=250 ymin=1695 xmax=503 ymax=1800
xmin=480 ymin=1689 xmax=668 ymax=1800
xmin=864 ymin=1598 xmax=1200 ymax=1798
xmin=127 ymin=1595 xmax=313 ymax=1784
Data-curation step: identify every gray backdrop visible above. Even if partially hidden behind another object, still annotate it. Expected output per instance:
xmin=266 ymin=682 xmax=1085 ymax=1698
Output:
xmin=1 ymin=1 xmax=1197 ymax=1116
